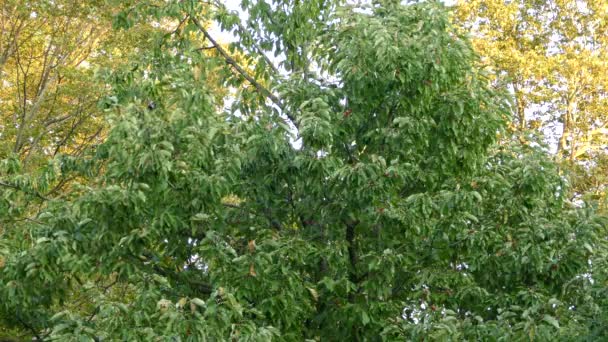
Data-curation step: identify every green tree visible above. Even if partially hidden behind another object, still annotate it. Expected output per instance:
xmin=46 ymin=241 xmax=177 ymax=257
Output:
xmin=0 ymin=1 xmax=606 ymax=340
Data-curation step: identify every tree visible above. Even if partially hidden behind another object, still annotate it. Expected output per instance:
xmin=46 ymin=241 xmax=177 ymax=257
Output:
xmin=0 ymin=0 xmax=606 ymax=340
xmin=453 ymin=0 xmax=608 ymax=210
xmin=0 ymin=0 xmax=183 ymax=337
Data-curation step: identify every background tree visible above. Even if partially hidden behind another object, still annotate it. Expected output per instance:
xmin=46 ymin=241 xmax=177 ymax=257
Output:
xmin=0 ymin=0 xmax=187 ymax=338
xmin=453 ymin=0 xmax=608 ymax=210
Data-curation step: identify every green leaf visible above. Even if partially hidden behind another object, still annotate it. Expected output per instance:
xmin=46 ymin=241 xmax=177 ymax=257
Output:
xmin=191 ymin=298 xmax=206 ymax=308
xmin=362 ymin=311 xmax=370 ymax=325
xmin=543 ymin=315 xmax=560 ymax=329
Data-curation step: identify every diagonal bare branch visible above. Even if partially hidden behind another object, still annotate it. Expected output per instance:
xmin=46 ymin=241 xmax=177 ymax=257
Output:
xmin=189 ymin=16 xmax=298 ymax=127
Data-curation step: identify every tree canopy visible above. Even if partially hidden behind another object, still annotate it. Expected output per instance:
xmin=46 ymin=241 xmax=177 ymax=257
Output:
xmin=0 ymin=0 xmax=607 ymax=341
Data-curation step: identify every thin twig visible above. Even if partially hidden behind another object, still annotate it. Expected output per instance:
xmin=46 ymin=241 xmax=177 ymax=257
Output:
xmin=15 ymin=315 xmax=44 ymax=342
xmin=0 ymin=181 xmax=49 ymax=200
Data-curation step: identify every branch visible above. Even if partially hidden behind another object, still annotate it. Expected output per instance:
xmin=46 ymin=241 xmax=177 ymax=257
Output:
xmin=195 ymin=45 xmax=216 ymax=51
xmin=128 ymin=253 xmax=213 ymax=296
xmin=223 ymin=203 xmax=283 ymax=230
xmin=0 ymin=180 xmax=49 ymax=201
xmin=345 ymin=220 xmax=360 ymax=284
xmin=44 ymin=176 xmax=76 ymax=198
xmin=189 ymin=17 xmax=297 ymax=126
xmin=15 ymin=315 xmax=44 ymax=342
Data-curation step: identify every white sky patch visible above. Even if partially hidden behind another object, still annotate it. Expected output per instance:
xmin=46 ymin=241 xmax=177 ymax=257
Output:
xmin=208 ymin=0 xmax=242 ymax=43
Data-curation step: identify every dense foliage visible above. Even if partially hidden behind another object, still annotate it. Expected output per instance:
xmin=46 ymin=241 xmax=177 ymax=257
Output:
xmin=1 ymin=0 xmax=606 ymax=340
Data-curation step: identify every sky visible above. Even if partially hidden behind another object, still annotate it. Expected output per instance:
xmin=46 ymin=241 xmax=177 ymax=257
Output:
xmin=209 ymin=0 xmax=243 ymax=43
